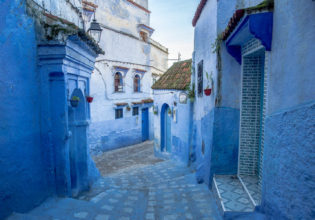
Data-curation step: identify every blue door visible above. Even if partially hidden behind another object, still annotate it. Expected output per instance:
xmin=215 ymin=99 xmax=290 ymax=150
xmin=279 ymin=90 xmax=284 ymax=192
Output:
xmin=142 ymin=108 xmax=149 ymax=141
xmin=165 ymin=107 xmax=171 ymax=152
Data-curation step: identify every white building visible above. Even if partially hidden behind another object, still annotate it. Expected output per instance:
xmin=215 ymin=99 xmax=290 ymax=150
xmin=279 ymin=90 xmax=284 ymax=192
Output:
xmin=88 ymin=0 xmax=169 ymax=154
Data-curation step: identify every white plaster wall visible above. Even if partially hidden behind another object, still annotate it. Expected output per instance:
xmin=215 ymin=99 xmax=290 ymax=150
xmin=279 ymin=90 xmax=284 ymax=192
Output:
xmin=32 ymin=0 xmax=83 ymax=28
xmin=95 ymin=0 xmax=149 ymax=37
xmin=89 ymin=0 xmax=168 ymax=151
xmin=150 ymin=40 xmax=169 ymax=73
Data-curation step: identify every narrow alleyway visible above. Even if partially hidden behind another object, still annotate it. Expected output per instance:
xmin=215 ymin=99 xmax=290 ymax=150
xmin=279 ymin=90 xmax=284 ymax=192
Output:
xmin=9 ymin=142 xmax=221 ymax=220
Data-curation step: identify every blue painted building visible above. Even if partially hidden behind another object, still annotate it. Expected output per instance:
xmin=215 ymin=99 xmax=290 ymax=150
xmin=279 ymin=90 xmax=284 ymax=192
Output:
xmin=0 ymin=0 xmax=102 ymax=218
xmin=191 ymin=0 xmax=315 ymax=219
xmin=152 ymin=60 xmax=193 ymax=164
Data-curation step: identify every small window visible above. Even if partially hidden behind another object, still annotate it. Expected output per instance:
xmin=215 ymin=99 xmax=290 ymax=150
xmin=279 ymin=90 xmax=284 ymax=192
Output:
xmin=115 ymin=109 xmax=123 ymax=119
xmin=134 ymin=75 xmax=141 ymax=92
xmin=115 ymin=72 xmax=123 ymax=92
xmin=132 ymin=107 xmax=139 ymax=116
xmin=197 ymin=60 xmax=203 ymax=96
xmin=140 ymin=31 xmax=148 ymax=42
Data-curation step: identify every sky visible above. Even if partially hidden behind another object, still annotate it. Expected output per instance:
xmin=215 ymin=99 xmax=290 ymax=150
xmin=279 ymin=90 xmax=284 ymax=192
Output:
xmin=149 ymin=0 xmax=200 ymax=66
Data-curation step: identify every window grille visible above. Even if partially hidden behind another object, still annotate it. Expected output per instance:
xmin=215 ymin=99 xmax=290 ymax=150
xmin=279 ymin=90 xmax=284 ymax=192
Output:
xmin=197 ymin=60 xmax=203 ymax=96
xmin=115 ymin=109 xmax=123 ymax=119
xmin=132 ymin=107 xmax=139 ymax=116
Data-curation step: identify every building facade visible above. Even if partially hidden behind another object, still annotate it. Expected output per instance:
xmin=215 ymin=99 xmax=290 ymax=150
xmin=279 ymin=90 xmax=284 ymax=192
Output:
xmin=0 ymin=0 xmax=102 ymax=218
xmin=191 ymin=0 xmax=315 ymax=219
xmin=88 ymin=0 xmax=168 ymax=154
xmin=152 ymin=60 xmax=193 ymax=164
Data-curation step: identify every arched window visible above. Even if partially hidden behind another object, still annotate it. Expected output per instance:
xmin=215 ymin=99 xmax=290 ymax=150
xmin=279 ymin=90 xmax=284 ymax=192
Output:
xmin=134 ymin=75 xmax=140 ymax=92
xmin=114 ymin=72 xmax=123 ymax=92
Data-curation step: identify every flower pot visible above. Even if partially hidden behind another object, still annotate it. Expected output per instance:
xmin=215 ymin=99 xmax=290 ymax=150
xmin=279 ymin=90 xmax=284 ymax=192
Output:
xmin=86 ymin=96 xmax=94 ymax=103
xmin=204 ymin=88 xmax=212 ymax=96
xmin=70 ymin=100 xmax=79 ymax=107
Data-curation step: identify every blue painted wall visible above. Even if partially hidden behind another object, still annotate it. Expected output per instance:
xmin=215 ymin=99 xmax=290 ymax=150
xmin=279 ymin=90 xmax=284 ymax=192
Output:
xmin=89 ymin=107 xmax=153 ymax=154
xmin=261 ymin=102 xmax=315 ymax=220
xmin=260 ymin=1 xmax=315 ymax=219
xmin=210 ymin=108 xmax=239 ymax=176
xmin=0 ymin=1 xmax=53 ymax=218
xmin=192 ymin=0 xmax=240 ymax=187
xmin=153 ymin=90 xmax=191 ymax=164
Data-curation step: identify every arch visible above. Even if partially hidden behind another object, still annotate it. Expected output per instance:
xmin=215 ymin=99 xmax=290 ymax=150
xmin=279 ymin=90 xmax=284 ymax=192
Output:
xmin=134 ymin=74 xmax=141 ymax=92
xmin=160 ymin=103 xmax=172 ymax=153
xmin=68 ymin=88 xmax=89 ymax=195
xmin=114 ymin=72 xmax=123 ymax=92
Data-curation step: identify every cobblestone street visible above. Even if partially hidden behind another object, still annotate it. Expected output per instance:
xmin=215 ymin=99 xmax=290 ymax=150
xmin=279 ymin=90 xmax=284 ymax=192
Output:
xmin=9 ymin=142 xmax=221 ymax=220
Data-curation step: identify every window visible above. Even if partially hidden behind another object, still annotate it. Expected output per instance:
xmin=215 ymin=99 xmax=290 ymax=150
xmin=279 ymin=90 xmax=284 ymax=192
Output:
xmin=115 ymin=109 xmax=123 ymax=119
xmin=114 ymin=72 xmax=123 ymax=92
xmin=140 ymin=31 xmax=148 ymax=42
xmin=132 ymin=107 xmax=139 ymax=116
xmin=134 ymin=75 xmax=140 ymax=92
xmin=197 ymin=60 xmax=203 ymax=96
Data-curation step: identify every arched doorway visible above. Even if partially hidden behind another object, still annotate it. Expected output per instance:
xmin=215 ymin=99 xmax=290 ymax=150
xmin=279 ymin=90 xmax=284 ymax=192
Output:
xmin=68 ymin=88 xmax=89 ymax=196
xmin=161 ymin=104 xmax=171 ymax=152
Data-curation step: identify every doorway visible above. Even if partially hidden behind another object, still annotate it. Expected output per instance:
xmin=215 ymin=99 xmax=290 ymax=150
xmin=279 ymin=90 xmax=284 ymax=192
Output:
xmin=161 ymin=104 xmax=171 ymax=153
xmin=142 ymin=108 xmax=149 ymax=141
xmin=238 ymin=48 xmax=266 ymax=204
xmin=68 ymin=88 xmax=89 ymax=196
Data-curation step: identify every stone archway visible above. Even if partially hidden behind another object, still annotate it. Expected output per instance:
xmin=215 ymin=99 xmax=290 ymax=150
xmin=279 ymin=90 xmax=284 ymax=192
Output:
xmin=161 ymin=103 xmax=171 ymax=153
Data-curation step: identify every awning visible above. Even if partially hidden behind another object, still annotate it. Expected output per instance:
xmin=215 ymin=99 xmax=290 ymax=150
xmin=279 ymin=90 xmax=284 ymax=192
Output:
xmin=225 ymin=12 xmax=273 ymax=64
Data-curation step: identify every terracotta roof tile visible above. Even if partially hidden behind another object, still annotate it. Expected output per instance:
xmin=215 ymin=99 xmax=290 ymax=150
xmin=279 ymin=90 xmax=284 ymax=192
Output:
xmin=115 ymin=102 xmax=128 ymax=106
xmin=142 ymin=98 xmax=154 ymax=103
xmin=222 ymin=0 xmax=274 ymax=40
xmin=152 ymin=59 xmax=192 ymax=90
xmin=192 ymin=0 xmax=208 ymax=27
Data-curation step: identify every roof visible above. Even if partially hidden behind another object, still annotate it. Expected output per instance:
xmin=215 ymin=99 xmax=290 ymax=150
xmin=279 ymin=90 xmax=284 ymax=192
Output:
xmin=222 ymin=0 xmax=274 ymax=41
xmin=192 ymin=0 xmax=208 ymax=27
xmin=152 ymin=59 xmax=192 ymax=90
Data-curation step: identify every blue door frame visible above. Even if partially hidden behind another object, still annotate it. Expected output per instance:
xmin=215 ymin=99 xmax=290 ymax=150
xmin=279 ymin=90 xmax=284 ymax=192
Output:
xmin=142 ymin=108 xmax=149 ymax=141
xmin=161 ymin=104 xmax=171 ymax=152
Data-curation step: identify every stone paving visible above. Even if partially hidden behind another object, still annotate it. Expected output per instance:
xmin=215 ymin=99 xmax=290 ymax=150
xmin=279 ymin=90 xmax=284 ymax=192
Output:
xmin=8 ymin=142 xmax=222 ymax=220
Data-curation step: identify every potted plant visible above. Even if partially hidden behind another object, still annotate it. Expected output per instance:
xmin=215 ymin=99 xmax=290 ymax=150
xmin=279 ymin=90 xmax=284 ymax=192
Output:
xmin=204 ymin=72 xmax=213 ymax=96
xmin=86 ymin=95 xmax=94 ymax=103
xmin=70 ymin=96 xmax=80 ymax=107
xmin=153 ymin=110 xmax=158 ymax=115
xmin=126 ymin=105 xmax=131 ymax=111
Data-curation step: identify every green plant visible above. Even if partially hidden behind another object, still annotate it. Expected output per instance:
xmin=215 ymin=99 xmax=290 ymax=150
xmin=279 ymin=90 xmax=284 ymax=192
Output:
xmin=205 ymin=72 xmax=213 ymax=89
xmin=168 ymin=109 xmax=172 ymax=115
xmin=186 ymin=83 xmax=195 ymax=102
xmin=153 ymin=110 xmax=158 ymax=115
xmin=212 ymin=34 xmax=223 ymax=106
xmin=126 ymin=105 xmax=131 ymax=111
xmin=71 ymin=96 xmax=80 ymax=101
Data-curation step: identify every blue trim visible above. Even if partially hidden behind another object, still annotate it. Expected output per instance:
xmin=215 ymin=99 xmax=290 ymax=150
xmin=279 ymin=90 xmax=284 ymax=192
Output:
xmin=114 ymin=67 xmax=129 ymax=76
xmin=138 ymin=24 xmax=154 ymax=35
xmin=226 ymin=12 xmax=273 ymax=64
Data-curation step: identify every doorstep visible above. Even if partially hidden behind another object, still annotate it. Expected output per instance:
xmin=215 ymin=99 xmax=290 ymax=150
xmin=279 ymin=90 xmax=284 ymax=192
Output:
xmin=212 ymin=175 xmax=255 ymax=218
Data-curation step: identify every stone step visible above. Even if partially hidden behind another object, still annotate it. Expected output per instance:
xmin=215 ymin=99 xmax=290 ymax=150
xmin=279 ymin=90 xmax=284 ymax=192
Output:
xmin=212 ymin=175 xmax=255 ymax=218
